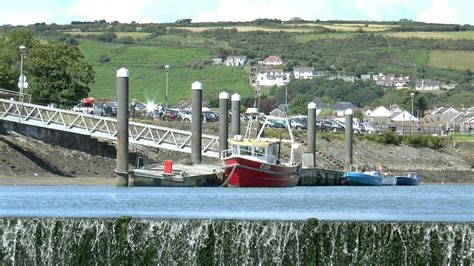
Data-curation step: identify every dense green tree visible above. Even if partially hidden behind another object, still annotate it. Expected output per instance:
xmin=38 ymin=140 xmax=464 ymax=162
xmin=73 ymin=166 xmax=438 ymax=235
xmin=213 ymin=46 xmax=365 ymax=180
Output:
xmin=1 ymin=29 xmax=94 ymax=106
xmin=0 ymin=29 xmax=37 ymax=91
xmin=287 ymin=95 xmax=307 ymax=115
xmin=25 ymin=43 xmax=94 ymax=106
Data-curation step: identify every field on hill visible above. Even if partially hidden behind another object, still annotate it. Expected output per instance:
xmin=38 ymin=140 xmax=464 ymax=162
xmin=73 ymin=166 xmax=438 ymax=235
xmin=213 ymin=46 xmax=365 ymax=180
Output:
xmin=66 ymin=31 xmax=151 ymax=39
xmin=295 ymin=30 xmax=474 ymax=42
xmin=294 ymin=32 xmax=356 ymax=42
xmin=78 ymin=40 xmax=253 ymax=104
xmin=173 ymin=26 xmax=315 ymax=33
xmin=308 ymin=23 xmax=397 ymax=32
xmin=387 ymin=31 xmax=474 ymax=40
xmin=428 ymin=50 xmax=474 ymax=71
xmin=174 ymin=23 xmax=397 ymax=33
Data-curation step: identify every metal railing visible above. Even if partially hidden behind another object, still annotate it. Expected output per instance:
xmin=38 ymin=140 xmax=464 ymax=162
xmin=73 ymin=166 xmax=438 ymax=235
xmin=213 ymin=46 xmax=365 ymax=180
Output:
xmin=0 ymin=89 xmax=31 ymax=103
xmin=221 ymin=147 xmax=277 ymax=164
xmin=0 ymin=99 xmax=220 ymax=158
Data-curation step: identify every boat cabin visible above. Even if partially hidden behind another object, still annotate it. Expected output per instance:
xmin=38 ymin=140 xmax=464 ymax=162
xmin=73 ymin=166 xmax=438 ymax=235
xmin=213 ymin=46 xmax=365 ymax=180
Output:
xmin=226 ymin=138 xmax=279 ymax=164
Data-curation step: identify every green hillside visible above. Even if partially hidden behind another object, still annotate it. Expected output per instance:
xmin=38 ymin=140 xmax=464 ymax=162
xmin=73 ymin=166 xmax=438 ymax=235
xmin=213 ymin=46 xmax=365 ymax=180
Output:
xmin=78 ymin=40 xmax=253 ymax=105
xmin=1 ymin=19 xmax=473 ymax=110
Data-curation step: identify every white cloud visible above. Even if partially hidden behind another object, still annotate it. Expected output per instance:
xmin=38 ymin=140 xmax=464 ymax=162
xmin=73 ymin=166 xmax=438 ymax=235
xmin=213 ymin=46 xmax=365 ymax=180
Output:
xmin=353 ymin=0 xmax=413 ymax=21
xmin=0 ymin=10 xmax=52 ymax=26
xmin=417 ymin=0 xmax=459 ymax=24
xmin=195 ymin=0 xmax=334 ymax=22
xmin=67 ymin=0 xmax=155 ymax=23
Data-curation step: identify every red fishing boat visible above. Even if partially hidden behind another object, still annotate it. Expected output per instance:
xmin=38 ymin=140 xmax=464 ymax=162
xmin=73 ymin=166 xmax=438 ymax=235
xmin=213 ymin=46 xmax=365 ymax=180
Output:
xmin=221 ymin=109 xmax=301 ymax=187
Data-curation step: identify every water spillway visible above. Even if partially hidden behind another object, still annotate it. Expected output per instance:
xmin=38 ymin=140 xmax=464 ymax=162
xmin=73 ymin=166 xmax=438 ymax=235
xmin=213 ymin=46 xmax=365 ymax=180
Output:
xmin=1 ymin=218 xmax=472 ymax=264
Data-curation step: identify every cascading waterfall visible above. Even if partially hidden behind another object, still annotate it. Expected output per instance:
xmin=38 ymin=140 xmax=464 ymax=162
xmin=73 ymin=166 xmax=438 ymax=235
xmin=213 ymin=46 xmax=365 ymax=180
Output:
xmin=0 ymin=217 xmax=472 ymax=264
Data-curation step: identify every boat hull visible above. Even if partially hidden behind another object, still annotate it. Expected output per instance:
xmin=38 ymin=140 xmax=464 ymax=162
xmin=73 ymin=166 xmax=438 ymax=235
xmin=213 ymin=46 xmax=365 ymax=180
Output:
xmin=343 ymin=172 xmax=382 ymax=186
xmin=223 ymin=156 xmax=301 ymax=187
xmin=382 ymin=176 xmax=397 ymax=186
xmin=396 ymin=176 xmax=419 ymax=186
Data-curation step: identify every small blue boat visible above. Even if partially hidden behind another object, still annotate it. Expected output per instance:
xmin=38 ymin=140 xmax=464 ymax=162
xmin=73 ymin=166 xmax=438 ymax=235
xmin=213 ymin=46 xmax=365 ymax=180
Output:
xmin=395 ymin=172 xmax=419 ymax=186
xmin=343 ymin=171 xmax=383 ymax=186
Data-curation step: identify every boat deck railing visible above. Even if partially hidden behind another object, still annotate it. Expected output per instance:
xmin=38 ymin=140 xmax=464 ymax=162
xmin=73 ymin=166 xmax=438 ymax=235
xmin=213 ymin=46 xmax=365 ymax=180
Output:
xmin=221 ymin=148 xmax=277 ymax=164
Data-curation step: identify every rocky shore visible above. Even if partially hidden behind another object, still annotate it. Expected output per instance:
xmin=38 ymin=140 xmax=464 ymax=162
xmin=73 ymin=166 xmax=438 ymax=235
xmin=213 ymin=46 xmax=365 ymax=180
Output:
xmin=0 ymin=128 xmax=473 ymax=185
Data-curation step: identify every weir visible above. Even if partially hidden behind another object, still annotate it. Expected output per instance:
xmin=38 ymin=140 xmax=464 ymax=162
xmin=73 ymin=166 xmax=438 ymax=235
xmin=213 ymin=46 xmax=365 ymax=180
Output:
xmin=0 ymin=218 xmax=472 ymax=264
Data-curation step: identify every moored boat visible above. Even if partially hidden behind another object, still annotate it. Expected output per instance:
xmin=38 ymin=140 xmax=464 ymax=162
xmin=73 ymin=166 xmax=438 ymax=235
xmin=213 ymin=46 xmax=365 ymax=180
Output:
xmin=395 ymin=172 xmax=420 ymax=186
xmin=343 ymin=171 xmax=383 ymax=186
xmin=221 ymin=109 xmax=301 ymax=187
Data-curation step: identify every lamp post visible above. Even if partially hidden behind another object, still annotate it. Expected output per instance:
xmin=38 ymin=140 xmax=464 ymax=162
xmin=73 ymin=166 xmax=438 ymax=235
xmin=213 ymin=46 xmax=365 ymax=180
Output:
xmin=164 ymin=65 xmax=170 ymax=110
xmin=410 ymin=92 xmax=415 ymax=117
xmin=19 ymin=45 xmax=26 ymax=102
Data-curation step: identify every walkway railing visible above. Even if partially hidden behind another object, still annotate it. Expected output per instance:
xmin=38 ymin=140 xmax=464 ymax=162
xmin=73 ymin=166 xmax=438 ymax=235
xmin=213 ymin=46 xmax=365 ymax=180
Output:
xmin=0 ymin=99 xmax=219 ymax=158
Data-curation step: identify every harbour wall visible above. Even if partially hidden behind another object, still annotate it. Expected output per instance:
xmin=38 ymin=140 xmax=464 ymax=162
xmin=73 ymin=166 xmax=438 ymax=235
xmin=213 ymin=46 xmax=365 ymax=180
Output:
xmin=0 ymin=120 xmax=144 ymax=165
xmin=0 ymin=120 xmax=116 ymax=157
xmin=0 ymin=217 xmax=472 ymax=264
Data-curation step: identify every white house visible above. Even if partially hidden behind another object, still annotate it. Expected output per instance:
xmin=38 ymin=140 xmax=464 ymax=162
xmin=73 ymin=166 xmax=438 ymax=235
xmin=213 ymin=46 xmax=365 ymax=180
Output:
xmin=369 ymin=106 xmax=392 ymax=118
xmin=260 ymin=55 xmax=283 ymax=66
xmin=363 ymin=109 xmax=373 ymax=117
xmin=442 ymin=107 xmax=461 ymax=114
xmin=392 ymin=111 xmax=419 ymax=122
xmin=415 ymin=79 xmax=440 ymax=91
xmin=225 ymin=55 xmax=247 ymax=66
xmin=256 ymin=69 xmax=290 ymax=86
xmin=293 ymin=67 xmax=314 ymax=79
xmin=373 ymin=74 xmax=410 ymax=89
xmin=368 ymin=106 xmax=392 ymax=124
xmin=330 ymin=76 xmax=356 ymax=82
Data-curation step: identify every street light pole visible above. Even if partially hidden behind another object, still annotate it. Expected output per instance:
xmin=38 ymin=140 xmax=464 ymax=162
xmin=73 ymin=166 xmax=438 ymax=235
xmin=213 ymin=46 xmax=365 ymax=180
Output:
xmin=410 ymin=92 xmax=415 ymax=116
xmin=19 ymin=45 xmax=26 ymax=103
xmin=164 ymin=65 xmax=170 ymax=110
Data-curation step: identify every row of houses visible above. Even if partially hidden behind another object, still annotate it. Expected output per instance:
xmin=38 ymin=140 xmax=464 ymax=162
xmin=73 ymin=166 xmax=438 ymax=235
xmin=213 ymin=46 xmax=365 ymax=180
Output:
xmin=271 ymin=97 xmax=473 ymax=128
xmin=216 ymin=55 xmax=454 ymax=91
xmin=422 ymin=106 xmax=474 ymax=129
xmin=213 ymin=55 xmax=283 ymax=67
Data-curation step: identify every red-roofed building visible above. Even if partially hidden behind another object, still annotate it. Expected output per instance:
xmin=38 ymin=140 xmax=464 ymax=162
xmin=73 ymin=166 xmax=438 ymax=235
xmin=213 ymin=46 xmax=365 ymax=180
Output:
xmin=261 ymin=55 xmax=283 ymax=66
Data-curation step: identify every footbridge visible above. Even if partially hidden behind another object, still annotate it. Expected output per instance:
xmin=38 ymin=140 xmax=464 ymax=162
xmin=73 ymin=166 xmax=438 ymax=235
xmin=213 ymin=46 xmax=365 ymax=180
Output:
xmin=0 ymin=99 xmax=220 ymax=158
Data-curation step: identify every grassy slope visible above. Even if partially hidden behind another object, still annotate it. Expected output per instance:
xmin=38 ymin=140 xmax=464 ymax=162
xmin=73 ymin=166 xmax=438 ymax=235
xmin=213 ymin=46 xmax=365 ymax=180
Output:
xmin=428 ymin=50 xmax=474 ymax=71
xmin=78 ymin=40 xmax=252 ymax=104
xmin=73 ymin=26 xmax=473 ymax=106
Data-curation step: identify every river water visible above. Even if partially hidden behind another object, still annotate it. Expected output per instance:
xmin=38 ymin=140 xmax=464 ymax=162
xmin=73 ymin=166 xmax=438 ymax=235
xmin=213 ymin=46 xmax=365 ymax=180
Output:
xmin=1 ymin=185 xmax=473 ymax=221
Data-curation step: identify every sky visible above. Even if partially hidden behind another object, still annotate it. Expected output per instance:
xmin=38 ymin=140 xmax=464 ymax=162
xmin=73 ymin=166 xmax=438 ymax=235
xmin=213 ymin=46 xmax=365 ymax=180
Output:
xmin=1 ymin=0 xmax=473 ymax=26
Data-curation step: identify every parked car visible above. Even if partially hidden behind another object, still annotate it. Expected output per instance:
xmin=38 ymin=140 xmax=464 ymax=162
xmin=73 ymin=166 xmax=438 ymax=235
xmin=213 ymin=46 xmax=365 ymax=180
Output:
xmin=103 ymin=102 xmax=117 ymax=117
xmin=317 ymin=119 xmax=344 ymax=132
xmin=360 ymin=123 xmax=377 ymax=133
xmin=203 ymin=111 xmax=219 ymax=122
xmin=72 ymin=103 xmax=105 ymax=116
xmin=289 ymin=116 xmax=307 ymax=130
xmin=268 ymin=118 xmax=287 ymax=129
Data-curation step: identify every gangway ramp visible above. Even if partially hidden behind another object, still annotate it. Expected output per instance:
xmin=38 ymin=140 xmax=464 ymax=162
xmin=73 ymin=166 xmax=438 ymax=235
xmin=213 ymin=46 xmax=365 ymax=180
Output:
xmin=0 ymin=99 xmax=219 ymax=158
